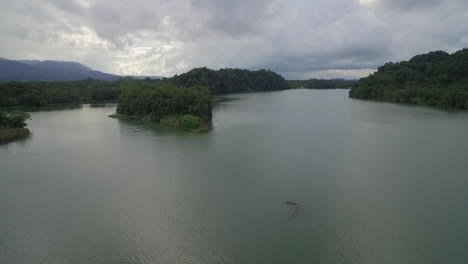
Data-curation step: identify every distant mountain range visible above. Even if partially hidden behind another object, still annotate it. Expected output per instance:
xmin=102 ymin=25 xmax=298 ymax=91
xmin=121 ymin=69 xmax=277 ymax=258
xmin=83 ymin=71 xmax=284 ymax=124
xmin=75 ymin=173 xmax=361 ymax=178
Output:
xmin=0 ymin=58 xmax=162 ymax=82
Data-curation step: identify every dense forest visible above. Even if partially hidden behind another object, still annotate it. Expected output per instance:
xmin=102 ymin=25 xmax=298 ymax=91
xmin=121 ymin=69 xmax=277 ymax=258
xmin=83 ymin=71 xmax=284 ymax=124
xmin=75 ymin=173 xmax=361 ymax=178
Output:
xmin=287 ymin=79 xmax=356 ymax=89
xmin=349 ymin=49 xmax=468 ymax=109
xmin=116 ymin=83 xmax=213 ymax=130
xmin=0 ymin=79 xmax=121 ymax=107
xmin=0 ymin=68 xmax=289 ymax=108
xmin=169 ymin=67 xmax=289 ymax=94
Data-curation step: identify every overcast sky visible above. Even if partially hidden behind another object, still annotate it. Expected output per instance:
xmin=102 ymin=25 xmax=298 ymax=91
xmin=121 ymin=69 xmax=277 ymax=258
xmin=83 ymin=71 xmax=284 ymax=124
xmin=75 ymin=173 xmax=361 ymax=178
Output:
xmin=1 ymin=0 xmax=467 ymax=79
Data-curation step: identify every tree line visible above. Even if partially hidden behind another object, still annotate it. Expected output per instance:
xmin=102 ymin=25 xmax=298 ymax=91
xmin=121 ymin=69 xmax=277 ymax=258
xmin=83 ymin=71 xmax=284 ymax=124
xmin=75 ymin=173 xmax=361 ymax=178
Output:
xmin=0 ymin=79 xmax=121 ymax=107
xmin=349 ymin=49 xmax=468 ymax=109
xmin=287 ymin=79 xmax=356 ymax=89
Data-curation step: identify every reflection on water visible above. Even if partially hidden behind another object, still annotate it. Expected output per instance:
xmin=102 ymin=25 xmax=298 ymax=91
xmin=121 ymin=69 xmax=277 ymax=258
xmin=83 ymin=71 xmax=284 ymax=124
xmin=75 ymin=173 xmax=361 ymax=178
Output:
xmin=89 ymin=103 xmax=117 ymax=108
xmin=20 ymin=103 xmax=84 ymax=112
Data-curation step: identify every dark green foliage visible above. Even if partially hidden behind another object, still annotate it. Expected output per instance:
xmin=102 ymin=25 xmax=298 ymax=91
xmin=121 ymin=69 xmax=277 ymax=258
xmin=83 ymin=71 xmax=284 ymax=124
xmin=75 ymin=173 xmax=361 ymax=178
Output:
xmin=0 ymin=110 xmax=31 ymax=128
xmin=116 ymin=82 xmax=213 ymax=125
xmin=0 ymin=79 xmax=122 ymax=107
xmin=287 ymin=79 xmax=356 ymax=89
xmin=350 ymin=49 xmax=468 ymax=109
xmin=0 ymin=111 xmax=7 ymax=126
xmin=179 ymin=115 xmax=202 ymax=129
xmin=169 ymin=67 xmax=289 ymax=94
xmin=160 ymin=114 xmax=204 ymax=130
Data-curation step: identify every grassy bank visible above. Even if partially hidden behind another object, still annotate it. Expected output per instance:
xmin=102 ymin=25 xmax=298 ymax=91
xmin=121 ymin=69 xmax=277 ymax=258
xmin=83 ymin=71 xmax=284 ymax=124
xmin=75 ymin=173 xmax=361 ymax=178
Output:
xmin=0 ymin=128 xmax=30 ymax=143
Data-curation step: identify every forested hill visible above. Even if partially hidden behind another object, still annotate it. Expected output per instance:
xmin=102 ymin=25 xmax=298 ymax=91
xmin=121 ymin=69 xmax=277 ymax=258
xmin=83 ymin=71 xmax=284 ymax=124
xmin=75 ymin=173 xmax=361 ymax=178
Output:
xmin=168 ymin=67 xmax=289 ymax=94
xmin=349 ymin=49 xmax=468 ymax=109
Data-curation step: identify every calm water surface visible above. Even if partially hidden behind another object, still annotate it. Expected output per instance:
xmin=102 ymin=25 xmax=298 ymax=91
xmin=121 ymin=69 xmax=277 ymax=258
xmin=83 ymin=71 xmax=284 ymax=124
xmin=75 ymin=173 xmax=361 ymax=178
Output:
xmin=1 ymin=89 xmax=468 ymax=264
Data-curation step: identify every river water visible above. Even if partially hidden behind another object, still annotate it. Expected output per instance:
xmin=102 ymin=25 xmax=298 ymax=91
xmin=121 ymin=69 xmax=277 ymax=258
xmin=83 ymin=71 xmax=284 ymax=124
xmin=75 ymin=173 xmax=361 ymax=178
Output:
xmin=1 ymin=89 xmax=468 ymax=264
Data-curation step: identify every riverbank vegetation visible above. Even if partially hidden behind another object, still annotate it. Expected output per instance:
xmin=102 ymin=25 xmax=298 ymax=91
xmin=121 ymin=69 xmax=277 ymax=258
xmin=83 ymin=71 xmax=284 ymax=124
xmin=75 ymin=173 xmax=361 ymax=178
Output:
xmin=115 ymin=83 xmax=213 ymax=131
xmin=0 ymin=110 xmax=31 ymax=142
xmin=287 ymin=79 xmax=356 ymax=89
xmin=349 ymin=49 xmax=468 ymax=109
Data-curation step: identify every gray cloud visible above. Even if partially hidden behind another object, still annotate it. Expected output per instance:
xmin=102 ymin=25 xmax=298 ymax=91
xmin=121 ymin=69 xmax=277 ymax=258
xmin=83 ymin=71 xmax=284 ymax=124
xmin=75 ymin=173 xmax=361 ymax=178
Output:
xmin=0 ymin=0 xmax=467 ymax=79
xmin=381 ymin=0 xmax=442 ymax=10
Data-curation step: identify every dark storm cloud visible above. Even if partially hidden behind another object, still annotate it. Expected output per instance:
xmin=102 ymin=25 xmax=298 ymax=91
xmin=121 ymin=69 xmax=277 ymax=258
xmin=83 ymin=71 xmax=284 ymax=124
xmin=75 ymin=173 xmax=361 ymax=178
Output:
xmin=1 ymin=0 xmax=467 ymax=78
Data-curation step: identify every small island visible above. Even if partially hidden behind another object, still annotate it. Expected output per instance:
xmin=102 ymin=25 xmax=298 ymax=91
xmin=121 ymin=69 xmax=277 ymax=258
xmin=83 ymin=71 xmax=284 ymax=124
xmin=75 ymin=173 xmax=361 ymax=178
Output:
xmin=349 ymin=49 xmax=468 ymax=109
xmin=111 ymin=83 xmax=213 ymax=131
xmin=0 ymin=110 xmax=31 ymax=143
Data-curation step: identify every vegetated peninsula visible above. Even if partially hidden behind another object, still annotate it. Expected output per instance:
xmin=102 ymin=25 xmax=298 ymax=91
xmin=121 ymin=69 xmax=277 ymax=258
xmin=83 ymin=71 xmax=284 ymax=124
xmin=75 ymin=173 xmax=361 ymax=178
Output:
xmin=112 ymin=83 xmax=214 ymax=131
xmin=349 ymin=49 xmax=468 ymax=109
xmin=0 ymin=110 xmax=31 ymax=143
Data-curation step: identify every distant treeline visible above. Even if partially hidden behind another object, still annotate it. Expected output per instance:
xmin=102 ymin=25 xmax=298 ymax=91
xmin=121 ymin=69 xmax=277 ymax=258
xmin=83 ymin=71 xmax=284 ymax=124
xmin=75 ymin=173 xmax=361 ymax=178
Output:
xmin=287 ymin=79 xmax=356 ymax=89
xmin=0 ymin=68 xmax=290 ymax=108
xmin=0 ymin=79 xmax=121 ymax=107
xmin=350 ymin=49 xmax=468 ymax=109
